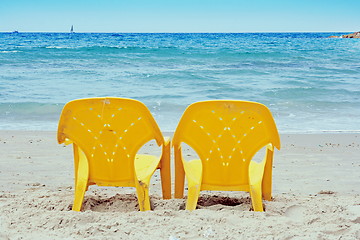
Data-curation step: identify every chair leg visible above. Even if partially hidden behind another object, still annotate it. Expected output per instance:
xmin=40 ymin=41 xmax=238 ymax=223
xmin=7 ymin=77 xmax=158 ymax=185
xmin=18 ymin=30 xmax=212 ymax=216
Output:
xmin=72 ymin=145 xmax=89 ymax=212
xmin=72 ymin=144 xmax=80 ymax=185
xmin=185 ymin=184 xmax=200 ymax=211
xmin=262 ymin=147 xmax=274 ymax=201
xmin=72 ymin=179 xmax=87 ymax=211
xmin=135 ymin=179 xmax=151 ymax=211
xmin=250 ymin=182 xmax=264 ymax=212
xmin=174 ymin=146 xmax=185 ymax=198
xmin=160 ymin=141 xmax=171 ymax=199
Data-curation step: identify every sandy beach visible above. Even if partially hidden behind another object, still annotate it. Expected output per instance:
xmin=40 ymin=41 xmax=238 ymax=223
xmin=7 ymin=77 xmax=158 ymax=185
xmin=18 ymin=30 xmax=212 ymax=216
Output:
xmin=0 ymin=130 xmax=359 ymax=239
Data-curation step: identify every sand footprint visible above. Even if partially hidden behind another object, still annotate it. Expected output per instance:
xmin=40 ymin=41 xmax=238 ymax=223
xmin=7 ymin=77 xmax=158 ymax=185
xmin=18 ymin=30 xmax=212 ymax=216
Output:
xmin=348 ymin=205 xmax=360 ymax=223
xmin=284 ymin=205 xmax=307 ymax=222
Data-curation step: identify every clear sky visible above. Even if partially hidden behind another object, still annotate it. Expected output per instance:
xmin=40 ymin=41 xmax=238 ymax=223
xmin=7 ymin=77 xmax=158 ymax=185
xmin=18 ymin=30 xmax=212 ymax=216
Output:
xmin=1 ymin=0 xmax=359 ymax=33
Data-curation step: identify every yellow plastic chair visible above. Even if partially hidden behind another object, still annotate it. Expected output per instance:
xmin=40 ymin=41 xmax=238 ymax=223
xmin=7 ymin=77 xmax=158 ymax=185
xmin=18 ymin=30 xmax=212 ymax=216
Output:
xmin=57 ymin=97 xmax=171 ymax=211
xmin=173 ymin=100 xmax=280 ymax=211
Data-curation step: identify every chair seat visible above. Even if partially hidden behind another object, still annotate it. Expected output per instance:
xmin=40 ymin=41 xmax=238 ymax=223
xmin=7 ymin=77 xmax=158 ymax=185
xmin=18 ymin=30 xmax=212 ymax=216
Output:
xmin=183 ymin=159 xmax=202 ymax=189
xmin=135 ymin=154 xmax=162 ymax=181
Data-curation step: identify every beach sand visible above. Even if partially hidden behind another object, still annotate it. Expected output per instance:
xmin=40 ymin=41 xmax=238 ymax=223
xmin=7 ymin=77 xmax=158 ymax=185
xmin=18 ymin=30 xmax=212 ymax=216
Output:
xmin=0 ymin=130 xmax=359 ymax=239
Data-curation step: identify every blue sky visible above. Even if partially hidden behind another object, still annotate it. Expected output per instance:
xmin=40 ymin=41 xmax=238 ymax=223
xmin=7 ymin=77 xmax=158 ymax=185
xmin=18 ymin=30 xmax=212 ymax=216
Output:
xmin=1 ymin=0 xmax=359 ymax=32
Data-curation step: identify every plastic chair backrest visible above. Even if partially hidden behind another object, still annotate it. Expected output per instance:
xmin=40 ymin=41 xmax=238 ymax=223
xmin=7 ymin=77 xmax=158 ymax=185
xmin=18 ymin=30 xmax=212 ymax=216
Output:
xmin=57 ymin=98 xmax=164 ymax=184
xmin=173 ymin=100 xmax=280 ymax=187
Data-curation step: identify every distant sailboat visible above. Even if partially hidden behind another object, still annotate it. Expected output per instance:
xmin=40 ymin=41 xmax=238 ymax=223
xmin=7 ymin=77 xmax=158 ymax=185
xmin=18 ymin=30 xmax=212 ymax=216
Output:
xmin=70 ymin=25 xmax=74 ymax=33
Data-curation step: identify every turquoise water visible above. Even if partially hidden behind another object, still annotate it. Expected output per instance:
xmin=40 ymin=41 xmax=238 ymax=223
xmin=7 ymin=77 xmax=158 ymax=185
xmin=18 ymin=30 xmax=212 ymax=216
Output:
xmin=0 ymin=32 xmax=360 ymax=132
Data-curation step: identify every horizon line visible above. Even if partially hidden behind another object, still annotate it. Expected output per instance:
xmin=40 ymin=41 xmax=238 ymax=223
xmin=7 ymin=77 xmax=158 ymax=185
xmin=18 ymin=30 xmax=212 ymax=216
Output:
xmin=0 ymin=30 xmax=356 ymax=34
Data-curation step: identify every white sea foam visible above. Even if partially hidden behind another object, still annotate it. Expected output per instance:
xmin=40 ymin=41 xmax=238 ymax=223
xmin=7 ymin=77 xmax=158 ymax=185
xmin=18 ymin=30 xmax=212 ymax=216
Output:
xmin=0 ymin=50 xmax=20 ymax=53
xmin=45 ymin=46 xmax=65 ymax=49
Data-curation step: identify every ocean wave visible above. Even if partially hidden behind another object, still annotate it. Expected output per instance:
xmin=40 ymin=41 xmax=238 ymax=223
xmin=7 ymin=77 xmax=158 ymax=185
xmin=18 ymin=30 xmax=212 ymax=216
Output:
xmin=0 ymin=50 xmax=20 ymax=53
xmin=1 ymin=32 xmax=359 ymax=132
xmin=0 ymin=102 xmax=63 ymax=117
xmin=45 ymin=46 xmax=66 ymax=49
xmin=35 ymin=45 xmax=179 ymax=52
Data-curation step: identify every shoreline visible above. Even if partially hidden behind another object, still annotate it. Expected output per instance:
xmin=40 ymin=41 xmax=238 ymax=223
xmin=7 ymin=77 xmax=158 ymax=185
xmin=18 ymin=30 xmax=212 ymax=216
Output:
xmin=1 ymin=130 xmax=359 ymax=239
xmin=1 ymin=128 xmax=360 ymax=134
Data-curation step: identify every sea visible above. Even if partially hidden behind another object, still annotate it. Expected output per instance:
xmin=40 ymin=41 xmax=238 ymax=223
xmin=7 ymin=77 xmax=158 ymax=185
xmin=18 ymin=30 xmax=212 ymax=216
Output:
xmin=0 ymin=32 xmax=359 ymax=133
